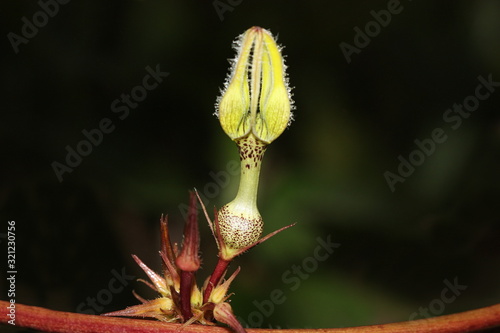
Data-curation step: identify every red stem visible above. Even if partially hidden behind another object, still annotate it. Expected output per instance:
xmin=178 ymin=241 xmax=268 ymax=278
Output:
xmin=179 ymin=270 xmax=195 ymax=321
xmin=203 ymin=257 xmax=231 ymax=304
xmin=1 ymin=300 xmax=499 ymax=332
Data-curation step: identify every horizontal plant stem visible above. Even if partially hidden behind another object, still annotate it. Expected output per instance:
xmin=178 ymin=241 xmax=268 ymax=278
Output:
xmin=1 ymin=300 xmax=499 ymax=333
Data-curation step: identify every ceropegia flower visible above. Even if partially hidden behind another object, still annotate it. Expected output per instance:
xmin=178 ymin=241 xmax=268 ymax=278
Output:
xmin=104 ymin=27 xmax=295 ymax=333
xmin=215 ymin=26 xmax=294 ymax=258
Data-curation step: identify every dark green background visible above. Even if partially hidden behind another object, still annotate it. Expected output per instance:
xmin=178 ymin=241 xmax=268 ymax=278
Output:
xmin=1 ymin=0 xmax=499 ymax=330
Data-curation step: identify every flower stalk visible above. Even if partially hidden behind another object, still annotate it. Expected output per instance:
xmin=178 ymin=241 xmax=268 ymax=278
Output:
xmin=203 ymin=257 xmax=231 ymax=304
xmin=217 ymin=135 xmax=266 ymax=254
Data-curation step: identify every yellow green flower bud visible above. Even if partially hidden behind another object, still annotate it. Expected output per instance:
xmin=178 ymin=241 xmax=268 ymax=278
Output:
xmin=216 ymin=26 xmax=293 ymax=144
xmin=215 ymin=26 xmax=293 ymax=257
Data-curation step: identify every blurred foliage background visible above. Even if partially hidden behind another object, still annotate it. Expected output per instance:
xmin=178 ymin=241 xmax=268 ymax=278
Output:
xmin=1 ymin=0 xmax=499 ymax=331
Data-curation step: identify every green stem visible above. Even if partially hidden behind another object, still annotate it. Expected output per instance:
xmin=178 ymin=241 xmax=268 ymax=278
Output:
xmin=233 ymin=134 xmax=267 ymax=208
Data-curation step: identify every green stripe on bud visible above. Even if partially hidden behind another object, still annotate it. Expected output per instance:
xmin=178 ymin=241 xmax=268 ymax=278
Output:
xmin=216 ymin=26 xmax=293 ymax=144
